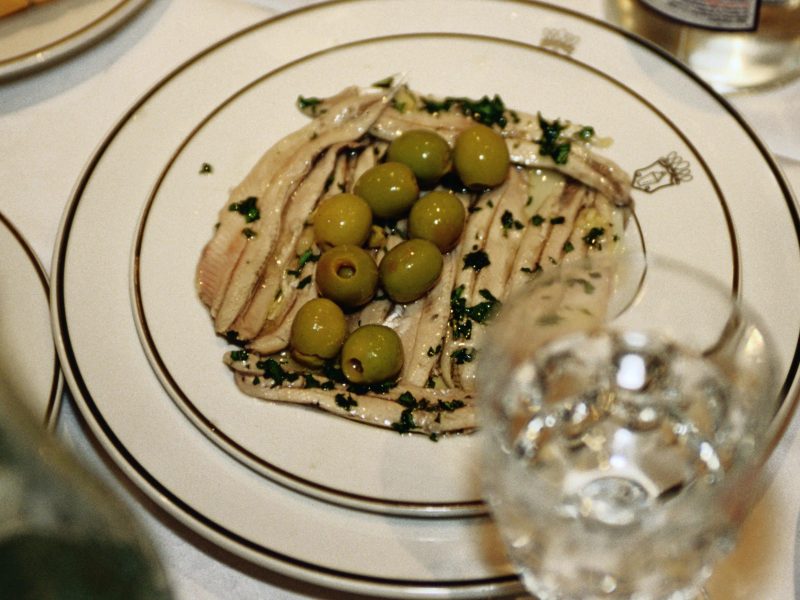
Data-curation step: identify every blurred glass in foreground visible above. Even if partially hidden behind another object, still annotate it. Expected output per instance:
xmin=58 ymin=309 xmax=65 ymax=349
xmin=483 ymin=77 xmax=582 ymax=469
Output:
xmin=478 ymin=254 xmax=781 ymax=599
xmin=0 ymin=389 xmax=172 ymax=599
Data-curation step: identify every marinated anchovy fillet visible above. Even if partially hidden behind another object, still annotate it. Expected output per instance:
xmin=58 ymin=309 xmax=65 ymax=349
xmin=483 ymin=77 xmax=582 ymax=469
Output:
xmin=197 ymin=82 xmax=636 ymax=436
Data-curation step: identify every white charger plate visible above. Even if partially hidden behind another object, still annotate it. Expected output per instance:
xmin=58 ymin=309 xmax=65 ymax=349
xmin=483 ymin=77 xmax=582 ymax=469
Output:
xmin=52 ymin=0 xmax=800 ymax=596
xmin=0 ymin=212 xmax=61 ymax=429
xmin=0 ymin=0 xmax=148 ymax=81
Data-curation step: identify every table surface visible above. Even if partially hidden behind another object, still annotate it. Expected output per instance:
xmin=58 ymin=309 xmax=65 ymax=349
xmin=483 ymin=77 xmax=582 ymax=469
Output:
xmin=2 ymin=0 xmax=800 ymax=598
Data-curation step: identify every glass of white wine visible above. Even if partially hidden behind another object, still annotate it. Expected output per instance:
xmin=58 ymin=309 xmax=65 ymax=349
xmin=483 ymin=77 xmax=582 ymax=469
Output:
xmin=477 ymin=254 xmax=781 ymax=600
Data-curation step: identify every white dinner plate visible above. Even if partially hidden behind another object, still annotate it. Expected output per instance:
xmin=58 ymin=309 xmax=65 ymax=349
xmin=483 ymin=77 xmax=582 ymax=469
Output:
xmin=52 ymin=0 xmax=800 ymax=596
xmin=0 ymin=212 xmax=61 ymax=429
xmin=0 ymin=0 xmax=149 ymax=81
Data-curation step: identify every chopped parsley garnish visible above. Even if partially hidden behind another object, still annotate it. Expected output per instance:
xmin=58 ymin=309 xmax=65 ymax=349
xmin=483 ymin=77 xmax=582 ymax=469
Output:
xmin=256 ymin=358 xmax=300 ymax=387
xmin=318 ymin=360 xmax=396 ymax=395
xmin=578 ymin=126 xmax=595 ymax=140
xmin=335 ymin=393 xmax=358 ymax=411
xmin=500 ymin=210 xmax=525 ymax=234
xmin=531 ymin=214 xmax=545 ymax=226
xmin=397 ymin=391 xmax=417 ymax=408
xmin=422 ymin=94 xmax=508 ymax=128
xmin=372 ymin=76 xmax=394 ymax=88
xmin=451 ymin=347 xmax=475 ymax=364
xmin=389 ymin=391 xmax=466 ymax=435
xmin=582 ymin=227 xmax=605 ymax=248
xmin=297 ymin=275 xmax=313 ymax=289
xmin=391 ymin=408 xmax=416 ymax=434
xmin=568 ymin=277 xmax=596 ymax=294
xmin=303 ymin=373 xmax=323 ymax=389
xmin=521 ymin=264 xmax=543 ymax=275
xmin=229 ymin=196 xmax=260 ymax=223
xmin=550 ymin=216 xmax=565 ymax=225
xmin=537 ymin=313 xmax=564 ymax=326
xmin=427 ymin=344 xmax=442 ymax=357
xmin=563 ymin=241 xmax=575 ymax=253
xmin=225 ymin=330 xmax=246 ymax=347
xmin=536 ymin=114 xmax=571 ymax=165
xmin=199 ymin=162 xmax=213 ymax=174
xmin=456 ymin=94 xmax=508 ymax=128
xmin=230 ymin=350 xmax=249 ymax=362
xmin=242 ymin=228 xmax=256 ymax=239
xmin=450 ymin=286 xmax=501 ymax=340
xmin=287 ymin=249 xmax=320 ymax=276
xmin=298 ymin=249 xmax=321 ymax=268
xmin=297 ymin=95 xmax=323 ymax=116
xmin=462 ymin=249 xmax=490 ymax=272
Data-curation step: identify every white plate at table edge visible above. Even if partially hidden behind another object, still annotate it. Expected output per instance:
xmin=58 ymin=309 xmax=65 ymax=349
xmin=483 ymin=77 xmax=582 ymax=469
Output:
xmin=129 ymin=33 xmax=791 ymax=515
xmin=50 ymin=0 xmax=800 ymax=596
xmin=0 ymin=212 xmax=62 ymax=429
xmin=0 ymin=0 xmax=149 ymax=82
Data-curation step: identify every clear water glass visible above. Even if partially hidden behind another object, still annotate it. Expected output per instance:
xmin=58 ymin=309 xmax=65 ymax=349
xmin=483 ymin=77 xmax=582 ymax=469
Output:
xmin=477 ymin=255 xmax=780 ymax=600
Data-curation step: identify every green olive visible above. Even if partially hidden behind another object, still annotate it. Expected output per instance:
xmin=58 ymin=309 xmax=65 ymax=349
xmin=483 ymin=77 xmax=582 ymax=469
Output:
xmin=387 ymin=130 xmax=452 ymax=187
xmin=341 ymin=324 xmax=404 ymax=384
xmin=313 ymin=193 xmax=372 ymax=248
xmin=407 ymin=190 xmax=465 ymax=252
xmin=315 ymin=245 xmax=378 ymax=308
xmin=453 ymin=124 xmax=510 ymax=188
xmin=289 ymin=298 xmax=347 ymax=366
xmin=379 ymin=239 xmax=443 ymax=304
xmin=353 ymin=162 xmax=419 ymax=219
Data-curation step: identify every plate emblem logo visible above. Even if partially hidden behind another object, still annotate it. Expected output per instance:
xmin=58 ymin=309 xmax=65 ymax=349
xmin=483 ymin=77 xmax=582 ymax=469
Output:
xmin=540 ymin=28 xmax=579 ymax=55
xmin=633 ymin=152 xmax=693 ymax=193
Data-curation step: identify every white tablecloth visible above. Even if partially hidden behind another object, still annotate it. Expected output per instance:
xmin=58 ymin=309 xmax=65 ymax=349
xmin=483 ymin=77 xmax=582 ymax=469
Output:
xmin=2 ymin=0 xmax=799 ymax=598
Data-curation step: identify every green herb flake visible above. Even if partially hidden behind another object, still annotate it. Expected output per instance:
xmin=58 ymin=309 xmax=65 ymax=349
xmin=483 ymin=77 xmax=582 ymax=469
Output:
xmin=391 ymin=409 xmax=416 ymax=434
xmin=230 ymin=350 xmax=249 ymax=362
xmin=229 ymin=196 xmax=260 ymax=223
xmin=563 ymin=241 xmax=575 ymax=253
xmin=199 ymin=162 xmax=213 ymax=174
xmin=303 ymin=373 xmax=322 ymax=389
xmin=225 ymin=330 xmax=245 ymax=347
xmin=568 ymin=277 xmax=596 ymax=294
xmin=449 ymin=285 xmax=501 ymax=341
xmin=298 ymin=249 xmax=321 ymax=268
xmin=372 ymin=76 xmax=394 ymax=89
xmin=500 ymin=210 xmax=525 ymax=233
xmin=421 ymin=94 xmax=508 ymax=127
xmin=578 ymin=126 xmax=595 ymax=140
xmin=427 ymin=345 xmax=442 ymax=357
xmin=521 ymin=263 xmax=544 ymax=275
xmin=242 ymin=228 xmax=256 ymax=239
xmin=397 ymin=391 xmax=418 ymax=409
xmin=537 ymin=114 xmax=571 ymax=165
xmin=537 ymin=313 xmax=564 ymax=326
xmin=391 ymin=99 xmax=407 ymax=113
xmin=463 ymin=249 xmax=491 ymax=272
xmin=256 ymin=359 xmax=299 ymax=388
xmin=582 ymin=226 xmax=606 ymax=248
xmin=550 ymin=216 xmax=565 ymax=225
xmin=297 ymin=95 xmax=323 ymax=116
xmin=451 ymin=347 xmax=475 ymax=364
xmin=531 ymin=214 xmax=545 ymax=226
xmin=335 ymin=393 xmax=358 ymax=411
xmin=297 ymin=275 xmax=313 ymax=289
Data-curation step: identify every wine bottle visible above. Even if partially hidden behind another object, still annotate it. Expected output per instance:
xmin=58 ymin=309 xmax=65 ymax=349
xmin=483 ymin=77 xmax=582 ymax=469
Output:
xmin=605 ymin=0 xmax=800 ymax=93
